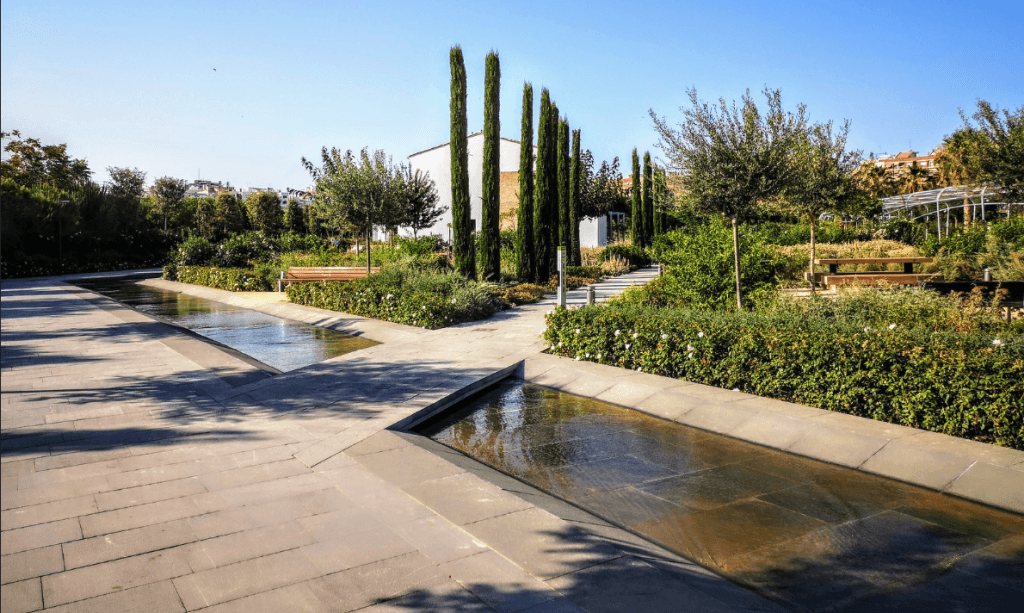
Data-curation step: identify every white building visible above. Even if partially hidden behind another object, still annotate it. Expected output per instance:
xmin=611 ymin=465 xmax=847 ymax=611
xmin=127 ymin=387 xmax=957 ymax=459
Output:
xmin=402 ymin=132 xmax=608 ymax=247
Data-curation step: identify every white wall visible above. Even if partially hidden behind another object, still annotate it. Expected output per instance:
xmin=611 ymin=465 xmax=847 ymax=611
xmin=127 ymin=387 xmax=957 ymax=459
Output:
xmin=579 ymin=216 xmax=607 ymax=248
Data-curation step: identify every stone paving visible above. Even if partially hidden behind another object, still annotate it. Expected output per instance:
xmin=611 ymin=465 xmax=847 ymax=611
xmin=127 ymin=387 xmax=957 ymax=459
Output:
xmin=2 ymin=267 xmax=1021 ymax=613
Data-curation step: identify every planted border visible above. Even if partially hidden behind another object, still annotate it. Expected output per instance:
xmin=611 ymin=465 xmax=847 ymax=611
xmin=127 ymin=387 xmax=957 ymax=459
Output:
xmin=544 ymin=305 xmax=1023 ymax=449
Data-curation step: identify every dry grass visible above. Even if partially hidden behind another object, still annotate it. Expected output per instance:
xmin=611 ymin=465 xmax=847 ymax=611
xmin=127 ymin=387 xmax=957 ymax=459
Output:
xmin=772 ymin=240 xmax=923 ymax=279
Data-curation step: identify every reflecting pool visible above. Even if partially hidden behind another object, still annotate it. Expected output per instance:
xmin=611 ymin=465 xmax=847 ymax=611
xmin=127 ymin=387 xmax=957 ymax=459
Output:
xmin=77 ymin=278 xmax=377 ymax=372
xmin=423 ymin=379 xmax=1024 ymax=612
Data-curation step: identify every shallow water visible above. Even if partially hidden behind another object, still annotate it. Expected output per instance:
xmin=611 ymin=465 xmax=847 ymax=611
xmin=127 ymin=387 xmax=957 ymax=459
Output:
xmin=423 ymin=380 xmax=1024 ymax=612
xmin=77 ymin=278 xmax=376 ymax=372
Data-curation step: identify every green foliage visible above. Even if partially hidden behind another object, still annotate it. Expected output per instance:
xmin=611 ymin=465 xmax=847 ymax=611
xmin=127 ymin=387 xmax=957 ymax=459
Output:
xmin=213 ymin=231 xmax=279 ymax=267
xmin=569 ymin=129 xmax=582 ymax=266
xmin=243 ymin=191 xmax=284 ymax=235
xmin=481 ymin=51 xmax=501 ymax=281
xmin=283 ymin=198 xmax=307 ymax=234
xmin=545 ymin=304 xmax=1023 ymax=449
xmin=558 ymin=118 xmax=571 ymax=253
xmin=534 ymin=89 xmax=556 ymax=283
xmin=171 ymin=266 xmax=275 ymax=291
xmin=749 ymin=220 xmax=870 ymax=246
xmin=449 ymin=45 xmax=473 ymax=278
xmin=172 ymin=236 xmax=216 ymax=266
xmin=1 ymin=129 xmax=92 ymax=191
xmin=630 ymin=149 xmax=642 ymax=246
xmin=516 ymin=83 xmax=536 ymax=283
xmin=642 ymin=151 xmax=654 ymax=244
xmin=624 ymin=223 xmax=778 ymax=310
xmin=286 ymin=263 xmax=498 ymax=329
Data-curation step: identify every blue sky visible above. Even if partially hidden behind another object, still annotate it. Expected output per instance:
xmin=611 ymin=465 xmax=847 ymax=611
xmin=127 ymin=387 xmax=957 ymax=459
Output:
xmin=2 ymin=0 xmax=1021 ymax=189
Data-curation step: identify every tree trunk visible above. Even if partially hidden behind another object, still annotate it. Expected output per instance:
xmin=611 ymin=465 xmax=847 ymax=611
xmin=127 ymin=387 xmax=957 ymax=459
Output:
xmin=963 ymin=198 xmax=972 ymax=228
xmin=366 ymin=226 xmax=372 ymax=274
xmin=809 ymin=218 xmax=817 ymax=295
xmin=732 ymin=215 xmax=742 ymax=310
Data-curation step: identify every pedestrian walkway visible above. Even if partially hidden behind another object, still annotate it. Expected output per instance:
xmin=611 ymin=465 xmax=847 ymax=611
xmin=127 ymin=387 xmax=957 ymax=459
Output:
xmin=2 ymin=265 xmax=1020 ymax=613
xmin=5 ymin=267 xmax=781 ymax=613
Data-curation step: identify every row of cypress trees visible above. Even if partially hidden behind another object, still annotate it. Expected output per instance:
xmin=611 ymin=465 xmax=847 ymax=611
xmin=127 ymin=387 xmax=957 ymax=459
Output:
xmin=448 ymin=45 xmax=595 ymax=283
xmin=629 ymin=149 xmax=666 ymax=248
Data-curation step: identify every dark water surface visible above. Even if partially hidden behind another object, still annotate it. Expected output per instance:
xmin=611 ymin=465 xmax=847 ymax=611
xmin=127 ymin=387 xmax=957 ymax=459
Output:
xmin=423 ymin=380 xmax=1024 ymax=612
xmin=77 ymin=278 xmax=376 ymax=372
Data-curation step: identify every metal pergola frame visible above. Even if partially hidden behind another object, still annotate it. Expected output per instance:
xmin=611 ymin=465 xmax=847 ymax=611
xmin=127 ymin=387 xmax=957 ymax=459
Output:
xmin=878 ymin=185 xmax=1022 ymax=240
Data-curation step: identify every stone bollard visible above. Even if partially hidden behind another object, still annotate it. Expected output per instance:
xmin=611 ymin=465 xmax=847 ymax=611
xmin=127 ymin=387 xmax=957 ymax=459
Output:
xmin=984 ymin=268 xmax=992 ymax=282
xmin=587 ymin=285 xmax=596 ymax=306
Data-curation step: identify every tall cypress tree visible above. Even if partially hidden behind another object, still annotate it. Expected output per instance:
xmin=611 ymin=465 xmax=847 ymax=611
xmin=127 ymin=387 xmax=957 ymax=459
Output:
xmin=449 ymin=46 xmax=473 ymax=278
xmin=630 ymin=148 xmax=642 ymax=247
xmin=642 ymin=151 xmax=654 ymax=245
xmin=533 ymin=89 xmax=554 ymax=283
xmin=516 ymin=83 xmax=535 ymax=283
xmin=547 ymin=103 xmax=561 ymax=276
xmin=481 ymin=51 xmax=501 ymax=280
xmin=570 ymin=129 xmax=582 ymax=266
xmin=557 ymin=118 xmax=570 ymax=256
xmin=653 ymin=166 xmax=666 ymax=237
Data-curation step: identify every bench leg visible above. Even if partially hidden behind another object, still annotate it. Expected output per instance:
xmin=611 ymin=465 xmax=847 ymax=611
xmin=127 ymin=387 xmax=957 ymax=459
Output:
xmin=904 ymin=262 xmax=914 ymax=274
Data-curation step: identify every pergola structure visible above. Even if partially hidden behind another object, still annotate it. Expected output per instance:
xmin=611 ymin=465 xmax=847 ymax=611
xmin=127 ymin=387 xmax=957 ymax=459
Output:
xmin=879 ymin=185 xmax=1022 ymax=240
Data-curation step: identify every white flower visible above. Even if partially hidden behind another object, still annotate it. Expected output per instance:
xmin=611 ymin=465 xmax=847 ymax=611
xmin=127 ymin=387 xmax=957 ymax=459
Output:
xmin=575 ymin=328 xmax=581 ymax=334
xmin=421 ymin=305 xmax=426 ymax=310
xmin=888 ymin=323 xmax=896 ymax=330
xmin=624 ymin=343 xmax=631 ymax=349
xmin=687 ymin=352 xmax=694 ymax=359
xmin=993 ymin=339 xmax=1003 ymax=346
xmin=698 ymin=331 xmax=705 ymax=338
xmin=451 ymin=298 xmax=457 ymax=304
xmin=558 ymin=341 xmax=563 ymax=347
xmin=596 ymin=353 xmax=602 ymax=359
xmin=732 ymin=388 xmax=740 ymax=392
xmin=386 ymin=293 xmax=393 ymax=299
xmin=614 ymin=330 xmax=621 ymax=336
xmin=585 ymin=353 xmax=590 ymax=358
xmin=547 ymin=310 xmax=554 ymax=315
xmin=864 ymin=327 xmax=871 ymax=333
xmin=632 ymin=332 xmax=639 ymax=339
xmin=661 ymin=333 xmax=668 ymax=340
xmin=636 ymin=367 xmax=642 ymax=372
xmin=687 ymin=344 xmax=694 ymax=352
xmin=575 ymin=356 xmax=580 ymax=361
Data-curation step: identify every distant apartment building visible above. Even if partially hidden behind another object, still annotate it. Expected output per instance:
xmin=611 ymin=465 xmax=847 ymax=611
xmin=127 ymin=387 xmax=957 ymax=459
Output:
xmin=871 ymin=147 xmax=943 ymax=174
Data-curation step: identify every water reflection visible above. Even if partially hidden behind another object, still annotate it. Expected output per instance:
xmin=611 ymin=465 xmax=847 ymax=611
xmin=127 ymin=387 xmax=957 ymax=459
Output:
xmin=76 ymin=278 xmax=377 ymax=372
xmin=424 ymin=379 xmax=1024 ymax=612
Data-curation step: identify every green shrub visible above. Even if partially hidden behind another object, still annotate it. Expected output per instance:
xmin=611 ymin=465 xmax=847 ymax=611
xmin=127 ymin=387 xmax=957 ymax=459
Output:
xmin=285 ymin=264 xmax=500 ymax=329
xmin=175 ymin=266 xmax=275 ymax=291
xmin=544 ymin=304 xmax=1023 ymax=449
xmin=637 ymin=222 xmax=779 ymax=310
xmin=213 ymin=231 xmax=279 ymax=267
xmin=991 ymin=214 xmax=1024 ymax=250
xmin=171 ymin=236 xmax=215 ymax=266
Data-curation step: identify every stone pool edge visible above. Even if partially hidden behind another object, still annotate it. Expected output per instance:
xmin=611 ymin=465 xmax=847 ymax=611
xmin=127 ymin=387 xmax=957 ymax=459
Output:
xmin=510 ymin=353 xmax=1024 ymax=514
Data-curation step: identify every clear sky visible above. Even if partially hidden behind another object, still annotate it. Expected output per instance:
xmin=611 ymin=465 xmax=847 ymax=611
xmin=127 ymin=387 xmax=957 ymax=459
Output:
xmin=2 ymin=0 xmax=1021 ymax=190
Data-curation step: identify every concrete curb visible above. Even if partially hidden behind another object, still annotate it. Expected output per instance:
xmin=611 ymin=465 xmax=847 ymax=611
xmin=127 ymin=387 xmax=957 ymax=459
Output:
xmin=514 ymin=353 xmax=1024 ymax=514
xmin=140 ymin=278 xmax=426 ymax=345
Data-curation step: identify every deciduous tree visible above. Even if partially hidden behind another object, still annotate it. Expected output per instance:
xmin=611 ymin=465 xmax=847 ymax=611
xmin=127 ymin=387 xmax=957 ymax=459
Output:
xmin=651 ymin=87 xmax=808 ymax=309
xmin=152 ymin=176 xmax=188 ymax=232
xmin=244 ymin=190 xmax=284 ymax=235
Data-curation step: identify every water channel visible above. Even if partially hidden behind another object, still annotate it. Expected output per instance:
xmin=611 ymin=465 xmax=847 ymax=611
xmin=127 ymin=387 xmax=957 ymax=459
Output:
xmin=422 ymin=379 xmax=1024 ymax=612
xmin=76 ymin=278 xmax=376 ymax=372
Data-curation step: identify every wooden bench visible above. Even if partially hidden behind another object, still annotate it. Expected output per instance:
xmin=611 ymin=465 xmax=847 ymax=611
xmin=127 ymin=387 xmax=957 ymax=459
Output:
xmin=813 ymin=257 xmax=939 ymax=288
xmin=278 ymin=266 xmax=380 ymax=292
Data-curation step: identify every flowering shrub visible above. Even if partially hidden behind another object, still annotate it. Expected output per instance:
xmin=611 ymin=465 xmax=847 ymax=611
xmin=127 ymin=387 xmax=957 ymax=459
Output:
xmin=170 ymin=266 xmax=275 ymax=291
xmin=544 ymin=304 xmax=1024 ymax=449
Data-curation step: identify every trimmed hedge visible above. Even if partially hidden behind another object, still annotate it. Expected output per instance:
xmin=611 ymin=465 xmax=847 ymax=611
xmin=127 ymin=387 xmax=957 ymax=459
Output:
xmin=544 ymin=304 xmax=1023 ymax=449
xmin=285 ymin=271 xmax=499 ymax=329
xmin=167 ymin=265 xmax=275 ymax=292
